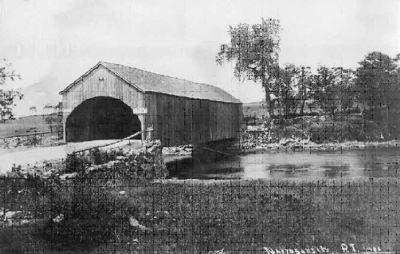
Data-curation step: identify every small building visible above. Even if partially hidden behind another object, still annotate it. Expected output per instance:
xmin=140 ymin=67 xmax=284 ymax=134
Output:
xmin=60 ymin=61 xmax=242 ymax=147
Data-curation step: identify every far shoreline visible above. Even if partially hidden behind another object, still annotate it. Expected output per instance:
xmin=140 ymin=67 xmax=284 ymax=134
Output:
xmin=239 ymin=139 xmax=400 ymax=154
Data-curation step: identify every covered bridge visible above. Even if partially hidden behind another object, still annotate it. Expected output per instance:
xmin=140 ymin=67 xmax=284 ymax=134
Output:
xmin=60 ymin=61 xmax=242 ymax=147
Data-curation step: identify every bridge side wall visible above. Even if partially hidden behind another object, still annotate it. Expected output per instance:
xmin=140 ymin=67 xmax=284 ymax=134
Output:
xmin=145 ymin=92 xmax=242 ymax=147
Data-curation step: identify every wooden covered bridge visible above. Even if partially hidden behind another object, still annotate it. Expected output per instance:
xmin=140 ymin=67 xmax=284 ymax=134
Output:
xmin=60 ymin=61 xmax=242 ymax=147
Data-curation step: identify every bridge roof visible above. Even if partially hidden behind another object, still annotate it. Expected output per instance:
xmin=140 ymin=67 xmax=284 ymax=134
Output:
xmin=60 ymin=61 xmax=241 ymax=104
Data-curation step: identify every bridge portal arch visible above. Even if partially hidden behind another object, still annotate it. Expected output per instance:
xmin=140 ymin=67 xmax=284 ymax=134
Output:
xmin=65 ymin=96 xmax=141 ymax=142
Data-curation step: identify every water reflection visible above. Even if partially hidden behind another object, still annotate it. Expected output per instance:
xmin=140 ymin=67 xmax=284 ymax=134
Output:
xmin=321 ymin=165 xmax=350 ymax=178
xmin=166 ymin=147 xmax=400 ymax=180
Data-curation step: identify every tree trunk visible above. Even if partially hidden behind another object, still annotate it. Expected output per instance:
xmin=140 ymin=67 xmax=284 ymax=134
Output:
xmin=264 ymin=83 xmax=273 ymax=119
xmin=284 ymin=91 xmax=289 ymax=118
xmin=278 ymin=96 xmax=283 ymax=123
xmin=300 ymin=99 xmax=306 ymax=116
xmin=330 ymin=102 xmax=335 ymax=116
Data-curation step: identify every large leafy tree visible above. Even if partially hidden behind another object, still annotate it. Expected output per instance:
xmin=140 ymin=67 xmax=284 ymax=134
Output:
xmin=216 ymin=18 xmax=280 ymax=117
xmin=355 ymin=52 xmax=398 ymax=113
xmin=0 ymin=59 xmax=23 ymax=121
xmin=354 ymin=52 xmax=400 ymax=137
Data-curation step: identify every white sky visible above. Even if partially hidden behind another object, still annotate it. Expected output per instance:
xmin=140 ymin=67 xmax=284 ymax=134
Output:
xmin=0 ymin=0 xmax=399 ymax=116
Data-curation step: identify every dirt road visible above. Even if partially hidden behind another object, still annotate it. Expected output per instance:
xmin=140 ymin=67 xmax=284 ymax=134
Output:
xmin=0 ymin=140 xmax=143 ymax=174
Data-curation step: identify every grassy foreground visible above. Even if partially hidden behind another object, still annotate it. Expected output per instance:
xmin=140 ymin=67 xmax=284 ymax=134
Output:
xmin=0 ymin=175 xmax=399 ymax=253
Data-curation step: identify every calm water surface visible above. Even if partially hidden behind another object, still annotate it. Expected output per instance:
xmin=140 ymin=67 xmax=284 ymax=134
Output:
xmin=167 ymin=147 xmax=400 ymax=180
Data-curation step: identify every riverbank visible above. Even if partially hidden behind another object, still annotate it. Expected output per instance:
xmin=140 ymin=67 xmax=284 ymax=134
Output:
xmin=241 ymin=113 xmax=400 ymax=153
xmin=240 ymin=139 xmax=400 ymax=153
xmin=0 ymin=176 xmax=398 ymax=253
xmin=161 ymin=136 xmax=400 ymax=159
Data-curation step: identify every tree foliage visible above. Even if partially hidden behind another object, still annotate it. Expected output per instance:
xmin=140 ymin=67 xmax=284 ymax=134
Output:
xmin=355 ymin=51 xmax=399 ymax=110
xmin=0 ymin=59 xmax=23 ymax=121
xmin=354 ymin=52 xmax=400 ymax=137
xmin=311 ymin=67 xmax=356 ymax=116
xmin=216 ymin=18 xmax=280 ymax=116
xmin=244 ymin=50 xmax=400 ymax=139
xmin=271 ymin=64 xmax=299 ymax=117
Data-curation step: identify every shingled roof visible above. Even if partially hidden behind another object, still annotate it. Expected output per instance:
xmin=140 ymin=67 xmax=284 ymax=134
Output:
xmin=60 ymin=61 xmax=241 ymax=104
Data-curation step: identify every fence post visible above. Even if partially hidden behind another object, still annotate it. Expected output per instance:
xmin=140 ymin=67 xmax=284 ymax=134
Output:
xmin=146 ymin=127 xmax=154 ymax=141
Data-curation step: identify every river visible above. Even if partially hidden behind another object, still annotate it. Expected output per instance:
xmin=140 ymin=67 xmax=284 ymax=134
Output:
xmin=167 ymin=147 xmax=400 ymax=180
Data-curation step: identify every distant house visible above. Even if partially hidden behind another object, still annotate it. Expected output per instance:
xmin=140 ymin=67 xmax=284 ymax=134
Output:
xmin=29 ymin=106 xmax=37 ymax=114
xmin=43 ymin=105 xmax=54 ymax=115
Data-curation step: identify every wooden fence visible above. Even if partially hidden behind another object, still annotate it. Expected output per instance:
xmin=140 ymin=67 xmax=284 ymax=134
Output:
xmin=0 ymin=130 xmax=63 ymax=148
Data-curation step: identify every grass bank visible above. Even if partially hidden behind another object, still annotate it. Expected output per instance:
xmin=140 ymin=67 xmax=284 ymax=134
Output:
xmin=0 ymin=176 xmax=398 ymax=253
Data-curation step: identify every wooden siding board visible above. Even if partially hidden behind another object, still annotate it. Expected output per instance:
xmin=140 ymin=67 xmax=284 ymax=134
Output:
xmin=184 ymin=99 xmax=192 ymax=144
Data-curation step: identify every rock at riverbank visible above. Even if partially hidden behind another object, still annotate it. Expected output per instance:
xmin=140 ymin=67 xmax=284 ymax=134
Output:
xmin=162 ymin=144 xmax=192 ymax=156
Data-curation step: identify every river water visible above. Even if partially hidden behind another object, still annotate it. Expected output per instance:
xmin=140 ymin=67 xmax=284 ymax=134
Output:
xmin=167 ymin=147 xmax=400 ymax=180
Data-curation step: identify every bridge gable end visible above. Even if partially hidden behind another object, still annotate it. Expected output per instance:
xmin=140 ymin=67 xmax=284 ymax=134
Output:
xmin=62 ymin=65 xmax=145 ymax=113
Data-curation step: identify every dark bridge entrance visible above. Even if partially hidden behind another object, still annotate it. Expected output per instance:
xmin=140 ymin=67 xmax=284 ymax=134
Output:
xmin=66 ymin=96 xmax=141 ymax=142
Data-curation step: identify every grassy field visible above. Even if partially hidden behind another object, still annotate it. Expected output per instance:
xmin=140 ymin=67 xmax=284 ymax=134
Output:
xmin=0 ymin=115 xmax=53 ymax=137
xmin=0 ymin=176 xmax=398 ymax=253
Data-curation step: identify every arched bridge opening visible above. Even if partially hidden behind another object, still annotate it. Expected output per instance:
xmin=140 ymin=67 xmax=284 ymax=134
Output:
xmin=66 ymin=96 xmax=141 ymax=142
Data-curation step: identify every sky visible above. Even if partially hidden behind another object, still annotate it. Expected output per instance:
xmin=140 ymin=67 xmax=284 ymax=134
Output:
xmin=0 ymin=0 xmax=399 ymax=116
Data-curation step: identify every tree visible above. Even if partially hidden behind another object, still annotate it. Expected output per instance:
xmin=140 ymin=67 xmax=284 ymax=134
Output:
xmin=295 ymin=66 xmax=312 ymax=116
xmin=216 ymin=18 xmax=280 ymax=117
xmin=271 ymin=65 xmax=314 ymax=117
xmin=0 ymin=59 xmax=23 ymax=121
xmin=333 ymin=67 xmax=356 ymax=114
xmin=271 ymin=64 xmax=299 ymax=118
xmin=355 ymin=52 xmax=398 ymax=114
xmin=354 ymin=52 xmax=400 ymax=138
xmin=312 ymin=66 xmax=356 ymax=116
